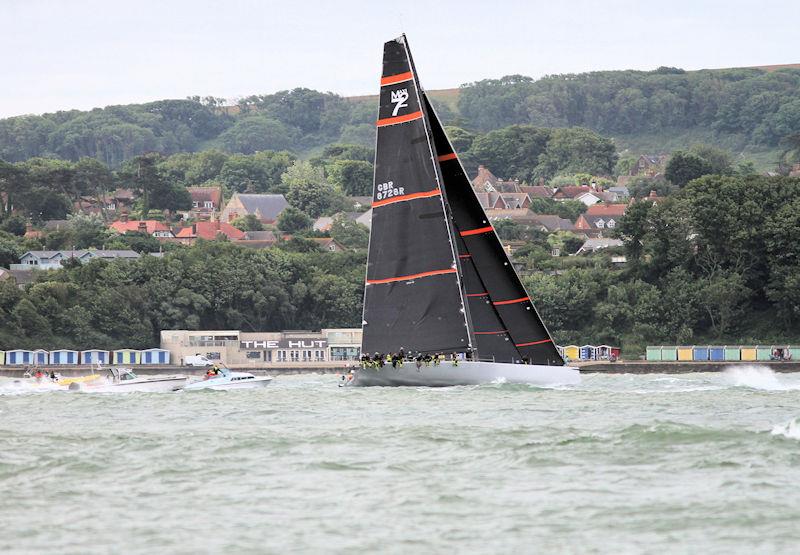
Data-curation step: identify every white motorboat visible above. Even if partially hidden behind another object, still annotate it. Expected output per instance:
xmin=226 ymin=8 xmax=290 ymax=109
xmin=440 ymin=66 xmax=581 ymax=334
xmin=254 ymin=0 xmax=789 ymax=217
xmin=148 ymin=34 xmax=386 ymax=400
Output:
xmin=181 ymin=366 xmax=272 ymax=391
xmin=68 ymin=368 xmax=187 ymax=393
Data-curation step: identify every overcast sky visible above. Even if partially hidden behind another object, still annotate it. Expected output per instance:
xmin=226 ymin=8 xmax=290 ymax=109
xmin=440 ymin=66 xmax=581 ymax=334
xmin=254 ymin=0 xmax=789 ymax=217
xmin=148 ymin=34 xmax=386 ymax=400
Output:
xmin=2 ymin=0 xmax=797 ymax=118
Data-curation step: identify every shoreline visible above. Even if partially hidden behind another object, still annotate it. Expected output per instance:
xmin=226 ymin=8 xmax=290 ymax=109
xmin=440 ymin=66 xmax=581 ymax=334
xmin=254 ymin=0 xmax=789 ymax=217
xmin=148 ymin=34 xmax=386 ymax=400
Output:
xmin=2 ymin=360 xmax=800 ymax=378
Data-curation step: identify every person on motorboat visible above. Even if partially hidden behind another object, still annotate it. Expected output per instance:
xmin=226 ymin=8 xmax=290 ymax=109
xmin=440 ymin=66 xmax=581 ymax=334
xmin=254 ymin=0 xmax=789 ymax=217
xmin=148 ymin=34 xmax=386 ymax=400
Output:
xmin=205 ymin=365 xmax=220 ymax=379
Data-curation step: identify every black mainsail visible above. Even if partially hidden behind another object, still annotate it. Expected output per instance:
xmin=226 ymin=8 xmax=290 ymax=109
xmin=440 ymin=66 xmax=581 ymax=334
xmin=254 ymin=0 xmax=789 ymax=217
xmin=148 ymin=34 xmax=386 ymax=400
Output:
xmin=361 ymin=36 xmax=471 ymax=356
xmin=361 ymin=35 xmax=563 ymax=367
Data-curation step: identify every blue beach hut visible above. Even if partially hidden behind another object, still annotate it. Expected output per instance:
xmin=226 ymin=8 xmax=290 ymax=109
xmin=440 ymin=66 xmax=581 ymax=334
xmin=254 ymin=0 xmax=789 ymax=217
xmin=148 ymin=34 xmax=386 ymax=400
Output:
xmin=81 ymin=350 xmax=110 ymax=365
xmin=49 ymin=349 xmax=79 ymax=365
xmin=140 ymin=348 xmax=170 ymax=365
xmin=579 ymin=345 xmax=595 ymax=361
xmin=33 ymin=350 xmax=48 ymax=365
xmin=6 ymin=350 xmax=33 ymax=365
xmin=708 ymin=346 xmax=725 ymax=361
xmin=692 ymin=346 xmax=709 ymax=361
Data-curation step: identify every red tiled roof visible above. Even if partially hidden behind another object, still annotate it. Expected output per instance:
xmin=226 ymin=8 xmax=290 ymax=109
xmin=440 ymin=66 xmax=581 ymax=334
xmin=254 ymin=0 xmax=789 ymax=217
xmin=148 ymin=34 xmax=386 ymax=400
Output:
xmin=110 ymin=220 xmax=171 ymax=234
xmin=175 ymin=221 xmax=245 ymax=240
xmin=553 ymin=186 xmax=592 ymax=199
xmin=187 ymin=186 xmax=222 ymax=206
xmin=585 ymin=203 xmax=627 ymax=217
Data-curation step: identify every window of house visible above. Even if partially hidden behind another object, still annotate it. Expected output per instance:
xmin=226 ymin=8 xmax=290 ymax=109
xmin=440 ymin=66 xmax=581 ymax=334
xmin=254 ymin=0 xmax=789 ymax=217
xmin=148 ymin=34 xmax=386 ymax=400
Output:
xmin=290 ymin=350 xmax=299 ymax=362
xmin=277 ymin=350 xmax=287 ymax=362
xmin=302 ymin=350 xmax=312 ymax=361
xmin=315 ymin=350 xmax=325 ymax=361
xmin=596 ymin=219 xmax=605 ymax=228
xmin=328 ymin=244 xmax=336 ymax=251
xmin=192 ymin=201 xmax=199 ymax=208
xmin=204 ymin=201 xmax=213 ymax=209
xmin=607 ymin=220 xmax=616 ymax=228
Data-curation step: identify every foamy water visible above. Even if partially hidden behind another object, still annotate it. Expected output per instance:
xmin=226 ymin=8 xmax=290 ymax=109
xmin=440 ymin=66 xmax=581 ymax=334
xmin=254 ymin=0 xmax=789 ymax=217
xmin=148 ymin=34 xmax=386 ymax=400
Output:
xmin=1 ymin=367 xmax=800 ymax=553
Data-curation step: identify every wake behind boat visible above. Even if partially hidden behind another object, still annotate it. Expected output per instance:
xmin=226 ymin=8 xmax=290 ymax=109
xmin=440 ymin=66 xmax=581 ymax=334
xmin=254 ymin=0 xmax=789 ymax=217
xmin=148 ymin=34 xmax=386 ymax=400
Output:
xmin=351 ymin=35 xmax=579 ymax=387
xmin=182 ymin=366 xmax=273 ymax=391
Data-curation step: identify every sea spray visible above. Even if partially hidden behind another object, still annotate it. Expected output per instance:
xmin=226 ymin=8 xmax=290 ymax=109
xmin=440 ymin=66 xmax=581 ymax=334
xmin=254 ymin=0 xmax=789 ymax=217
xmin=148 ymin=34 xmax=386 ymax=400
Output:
xmin=723 ymin=365 xmax=792 ymax=391
xmin=771 ymin=417 xmax=800 ymax=440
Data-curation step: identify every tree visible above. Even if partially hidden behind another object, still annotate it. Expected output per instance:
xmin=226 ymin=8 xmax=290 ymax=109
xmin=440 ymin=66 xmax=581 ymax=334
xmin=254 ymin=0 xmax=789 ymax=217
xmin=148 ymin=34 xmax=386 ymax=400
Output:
xmin=534 ymin=127 xmax=618 ymax=180
xmin=276 ymin=206 xmax=312 ymax=234
xmin=231 ymin=214 xmax=264 ymax=232
xmin=467 ymin=125 xmax=551 ymax=181
xmin=329 ymin=214 xmax=369 ymax=249
xmin=0 ymin=233 xmax=22 ymax=267
xmin=282 ymin=161 xmax=336 ymax=218
xmin=216 ymin=115 xmax=297 ymax=154
xmin=444 ymin=126 xmax=476 ymax=153
xmin=218 ymin=151 xmax=295 ymax=194
xmin=1 ymin=214 xmax=26 ymax=236
xmin=321 ymin=143 xmax=373 ymax=162
xmin=326 ymin=159 xmax=373 ymax=196
xmin=664 ymin=151 xmax=713 ymax=187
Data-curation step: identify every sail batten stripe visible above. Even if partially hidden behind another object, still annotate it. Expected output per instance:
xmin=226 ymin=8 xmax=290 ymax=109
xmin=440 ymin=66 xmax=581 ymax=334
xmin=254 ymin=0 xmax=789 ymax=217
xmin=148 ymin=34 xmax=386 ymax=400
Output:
xmin=380 ymin=71 xmax=413 ymax=86
xmin=376 ymin=111 xmax=423 ymax=127
xmin=366 ymin=268 xmax=457 ymax=285
xmin=437 ymin=153 xmax=458 ymax=161
xmin=493 ymin=296 xmax=530 ymax=306
xmin=459 ymin=226 xmax=494 ymax=237
xmin=515 ymin=339 xmax=553 ymax=347
xmin=372 ymin=188 xmax=440 ymax=208
xmin=466 ymin=292 xmax=488 ymax=297
xmin=474 ymin=330 xmax=508 ymax=335
xmin=458 ymin=254 xmax=472 ymax=259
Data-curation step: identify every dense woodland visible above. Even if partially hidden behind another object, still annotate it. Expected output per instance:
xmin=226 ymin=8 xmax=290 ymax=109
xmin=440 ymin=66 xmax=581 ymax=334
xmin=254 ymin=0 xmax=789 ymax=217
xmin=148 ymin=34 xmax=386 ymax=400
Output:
xmin=1 ymin=66 xmax=800 ymax=354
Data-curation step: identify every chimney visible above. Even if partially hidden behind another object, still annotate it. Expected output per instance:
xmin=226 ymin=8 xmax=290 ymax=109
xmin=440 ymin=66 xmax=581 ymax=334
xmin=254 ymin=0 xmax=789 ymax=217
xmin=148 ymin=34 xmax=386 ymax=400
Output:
xmin=215 ymin=219 xmax=221 ymax=231
xmin=25 ymin=222 xmax=33 ymax=233
xmin=649 ymin=190 xmax=657 ymax=198
xmin=120 ymin=212 xmax=128 ymax=223
xmin=138 ymin=221 xmax=147 ymax=233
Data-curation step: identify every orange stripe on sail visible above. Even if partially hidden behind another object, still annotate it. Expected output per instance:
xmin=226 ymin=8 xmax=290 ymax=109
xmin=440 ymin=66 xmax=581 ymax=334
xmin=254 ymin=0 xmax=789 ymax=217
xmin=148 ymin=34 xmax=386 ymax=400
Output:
xmin=515 ymin=339 xmax=553 ymax=347
xmin=466 ymin=292 xmax=488 ymax=297
xmin=380 ymin=71 xmax=413 ymax=86
xmin=458 ymin=254 xmax=472 ymax=259
xmin=376 ymin=111 xmax=423 ymax=127
xmin=493 ymin=296 xmax=530 ymax=306
xmin=460 ymin=226 xmax=493 ymax=237
xmin=372 ymin=188 xmax=440 ymax=208
xmin=366 ymin=268 xmax=456 ymax=285
xmin=437 ymin=153 xmax=458 ymax=162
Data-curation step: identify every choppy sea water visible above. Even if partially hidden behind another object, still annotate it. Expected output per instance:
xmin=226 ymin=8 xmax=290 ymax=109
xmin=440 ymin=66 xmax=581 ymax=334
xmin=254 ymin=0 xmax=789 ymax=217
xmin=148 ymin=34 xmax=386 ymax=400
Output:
xmin=2 ymin=366 xmax=800 ymax=554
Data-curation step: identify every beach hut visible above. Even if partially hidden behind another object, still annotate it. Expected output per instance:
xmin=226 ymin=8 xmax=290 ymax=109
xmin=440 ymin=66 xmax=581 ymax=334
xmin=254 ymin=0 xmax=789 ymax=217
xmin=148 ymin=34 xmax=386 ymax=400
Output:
xmin=756 ymin=346 xmax=773 ymax=361
xmin=113 ymin=349 xmax=141 ymax=365
xmin=0 ymin=351 xmax=4 ymax=365
xmin=661 ymin=346 xmax=678 ymax=361
xmin=740 ymin=346 xmax=757 ymax=361
xmin=81 ymin=350 xmax=110 ymax=365
xmin=6 ymin=350 xmax=33 ymax=365
xmin=692 ymin=346 xmax=709 ymax=361
xmin=579 ymin=345 xmax=596 ymax=361
xmin=724 ymin=346 xmax=740 ymax=361
xmin=610 ymin=347 xmax=621 ymax=360
xmin=788 ymin=346 xmax=800 ymax=361
xmin=33 ymin=350 xmax=48 ymax=365
xmin=677 ymin=346 xmax=693 ymax=361
xmin=563 ymin=345 xmax=579 ymax=361
xmin=49 ymin=349 xmax=79 ymax=365
xmin=708 ymin=346 xmax=725 ymax=361
xmin=646 ymin=346 xmax=662 ymax=361
xmin=140 ymin=348 xmax=170 ymax=365
xmin=556 ymin=345 xmax=565 ymax=357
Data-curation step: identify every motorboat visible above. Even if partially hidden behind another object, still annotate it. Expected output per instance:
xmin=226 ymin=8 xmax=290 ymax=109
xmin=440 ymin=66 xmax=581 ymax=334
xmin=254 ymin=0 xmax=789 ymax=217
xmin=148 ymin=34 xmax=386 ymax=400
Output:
xmin=67 ymin=367 xmax=187 ymax=392
xmin=181 ymin=366 xmax=272 ymax=391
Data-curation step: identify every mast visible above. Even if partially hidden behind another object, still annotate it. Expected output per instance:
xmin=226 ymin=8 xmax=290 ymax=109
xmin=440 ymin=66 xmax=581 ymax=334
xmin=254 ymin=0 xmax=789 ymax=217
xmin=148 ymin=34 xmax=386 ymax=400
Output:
xmin=360 ymin=35 xmax=471 ymax=357
xmin=422 ymin=93 xmax=565 ymax=366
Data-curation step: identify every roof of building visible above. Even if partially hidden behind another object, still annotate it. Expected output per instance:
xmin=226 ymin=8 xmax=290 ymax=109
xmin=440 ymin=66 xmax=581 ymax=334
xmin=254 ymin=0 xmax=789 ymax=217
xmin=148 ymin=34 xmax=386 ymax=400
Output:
xmin=243 ymin=230 xmax=278 ymax=242
xmin=310 ymin=238 xmax=346 ymax=250
xmin=499 ymin=193 xmax=530 ymax=207
xmin=585 ymin=203 xmax=628 ymax=217
xmin=519 ymin=186 xmax=554 ymax=198
xmin=235 ymin=194 xmax=289 ymax=221
xmin=553 ymin=186 xmax=593 ymax=199
xmin=485 ymin=209 xmax=542 ymax=224
xmin=472 ymin=165 xmax=499 ymax=188
xmin=187 ymin=186 xmax=223 ymax=206
xmin=577 ymin=238 xmax=624 ymax=253
xmin=109 ymin=220 xmax=172 ymax=234
xmin=175 ymin=221 xmax=245 ymax=241
xmin=313 ymin=216 xmax=334 ymax=232
xmin=20 ymin=250 xmax=140 ymax=261
xmin=347 ymin=196 xmax=372 ymax=208
xmin=530 ymin=214 xmax=575 ymax=232
xmin=43 ymin=219 xmax=70 ymax=231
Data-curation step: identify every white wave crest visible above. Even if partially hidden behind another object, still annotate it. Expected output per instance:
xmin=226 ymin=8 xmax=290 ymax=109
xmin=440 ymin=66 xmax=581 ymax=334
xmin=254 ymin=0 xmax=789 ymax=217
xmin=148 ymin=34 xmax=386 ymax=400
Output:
xmin=771 ymin=417 xmax=800 ymax=440
xmin=723 ymin=365 xmax=798 ymax=391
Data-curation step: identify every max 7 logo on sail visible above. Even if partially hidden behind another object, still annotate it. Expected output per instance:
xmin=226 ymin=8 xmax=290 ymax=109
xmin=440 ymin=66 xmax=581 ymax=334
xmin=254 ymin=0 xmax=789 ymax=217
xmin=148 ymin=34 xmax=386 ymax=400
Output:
xmin=391 ymin=88 xmax=409 ymax=116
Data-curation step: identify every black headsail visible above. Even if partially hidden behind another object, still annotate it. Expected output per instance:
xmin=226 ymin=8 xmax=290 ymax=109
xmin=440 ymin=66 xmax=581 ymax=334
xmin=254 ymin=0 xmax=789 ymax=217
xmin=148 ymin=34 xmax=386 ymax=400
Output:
xmin=422 ymin=93 xmax=565 ymax=366
xmin=361 ymin=35 xmax=472 ymax=356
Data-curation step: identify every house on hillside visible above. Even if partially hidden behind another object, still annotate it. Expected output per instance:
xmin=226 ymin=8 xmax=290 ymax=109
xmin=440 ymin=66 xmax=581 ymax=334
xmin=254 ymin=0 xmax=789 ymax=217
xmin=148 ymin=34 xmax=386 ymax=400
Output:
xmin=109 ymin=217 xmax=174 ymax=238
xmin=528 ymin=214 xmax=575 ymax=233
xmin=10 ymin=250 xmax=139 ymax=270
xmin=311 ymin=238 xmax=346 ymax=252
xmin=519 ymin=185 xmax=554 ymax=199
xmin=485 ymin=209 xmax=542 ymax=225
xmin=185 ymin=186 xmax=223 ymax=220
xmin=313 ymin=212 xmax=369 ymax=233
xmin=575 ymin=203 xmax=627 ymax=234
xmin=173 ymin=221 xmax=245 ymax=244
xmin=238 ymin=230 xmax=279 ymax=249
xmin=78 ymin=188 xmax=136 ymax=216
xmin=221 ymin=193 xmax=289 ymax=225
xmin=575 ymin=238 xmax=624 ymax=255
xmin=347 ymin=196 xmax=372 ymax=210
xmin=472 ymin=165 xmax=521 ymax=193
xmin=630 ymin=155 xmax=668 ymax=177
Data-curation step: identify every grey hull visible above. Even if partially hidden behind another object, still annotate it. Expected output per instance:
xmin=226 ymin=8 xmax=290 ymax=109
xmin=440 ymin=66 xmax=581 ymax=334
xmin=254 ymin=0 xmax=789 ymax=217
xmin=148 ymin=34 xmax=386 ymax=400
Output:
xmin=349 ymin=361 xmax=580 ymax=387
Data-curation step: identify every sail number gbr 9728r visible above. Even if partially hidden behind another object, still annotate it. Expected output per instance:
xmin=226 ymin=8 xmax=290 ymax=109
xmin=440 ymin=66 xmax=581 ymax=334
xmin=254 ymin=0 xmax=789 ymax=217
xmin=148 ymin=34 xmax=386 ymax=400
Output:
xmin=375 ymin=181 xmax=405 ymax=201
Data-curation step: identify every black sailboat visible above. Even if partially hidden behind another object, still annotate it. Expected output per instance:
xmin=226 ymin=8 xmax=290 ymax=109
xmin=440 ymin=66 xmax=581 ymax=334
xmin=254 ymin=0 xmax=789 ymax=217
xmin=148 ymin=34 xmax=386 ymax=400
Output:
xmin=353 ymin=35 xmax=579 ymax=387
